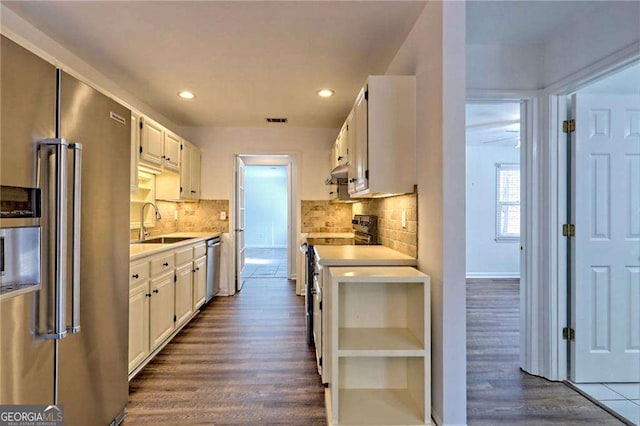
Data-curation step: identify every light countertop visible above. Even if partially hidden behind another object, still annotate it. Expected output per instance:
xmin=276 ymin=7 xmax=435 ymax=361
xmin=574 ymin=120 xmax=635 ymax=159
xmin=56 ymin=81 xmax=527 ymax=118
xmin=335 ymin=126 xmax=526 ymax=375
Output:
xmin=305 ymin=232 xmax=355 ymax=239
xmin=130 ymin=232 xmax=221 ymax=261
xmin=329 ymin=266 xmax=427 ymax=280
xmin=314 ymin=245 xmax=417 ymax=267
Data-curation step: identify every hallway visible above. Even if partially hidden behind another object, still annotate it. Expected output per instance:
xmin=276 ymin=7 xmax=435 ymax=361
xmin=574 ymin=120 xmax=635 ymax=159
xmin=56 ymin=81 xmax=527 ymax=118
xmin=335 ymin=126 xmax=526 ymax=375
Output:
xmin=242 ymin=247 xmax=288 ymax=280
xmin=126 ymin=277 xmax=325 ymax=425
xmin=466 ymin=279 xmax=623 ymax=425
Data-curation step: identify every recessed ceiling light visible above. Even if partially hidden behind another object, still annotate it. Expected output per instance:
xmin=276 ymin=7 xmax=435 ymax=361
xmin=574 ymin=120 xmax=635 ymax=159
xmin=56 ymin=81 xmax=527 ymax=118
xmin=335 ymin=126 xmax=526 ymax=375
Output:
xmin=178 ymin=91 xmax=196 ymax=99
xmin=317 ymin=89 xmax=335 ymax=98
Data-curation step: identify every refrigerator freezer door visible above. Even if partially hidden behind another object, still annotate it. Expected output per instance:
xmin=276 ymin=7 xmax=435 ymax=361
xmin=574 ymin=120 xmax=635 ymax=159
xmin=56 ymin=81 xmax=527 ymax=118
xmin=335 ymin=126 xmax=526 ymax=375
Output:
xmin=57 ymin=72 xmax=131 ymax=425
xmin=0 ymin=35 xmax=56 ymax=405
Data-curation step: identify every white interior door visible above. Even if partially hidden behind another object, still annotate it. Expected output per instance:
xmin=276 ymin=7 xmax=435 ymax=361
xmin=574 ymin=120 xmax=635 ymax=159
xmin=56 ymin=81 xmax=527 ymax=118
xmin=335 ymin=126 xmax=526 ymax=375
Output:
xmin=235 ymin=156 xmax=246 ymax=292
xmin=571 ymin=93 xmax=640 ymax=382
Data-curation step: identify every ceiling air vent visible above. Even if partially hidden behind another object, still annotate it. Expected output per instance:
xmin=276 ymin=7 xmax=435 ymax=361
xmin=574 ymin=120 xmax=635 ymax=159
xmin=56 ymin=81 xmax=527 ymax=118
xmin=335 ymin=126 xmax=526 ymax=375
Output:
xmin=266 ymin=117 xmax=288 ymax=123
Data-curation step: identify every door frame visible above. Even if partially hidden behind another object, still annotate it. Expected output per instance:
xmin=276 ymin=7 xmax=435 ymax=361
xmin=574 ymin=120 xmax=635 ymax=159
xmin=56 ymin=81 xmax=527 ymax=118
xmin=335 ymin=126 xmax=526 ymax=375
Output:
xmin=548 ymin=58 xmax=640 ymax=382
xmin=231 ymin=154 xmax=299 ymax=295
xmin=466 ymin=91 xmax=538 ymax=375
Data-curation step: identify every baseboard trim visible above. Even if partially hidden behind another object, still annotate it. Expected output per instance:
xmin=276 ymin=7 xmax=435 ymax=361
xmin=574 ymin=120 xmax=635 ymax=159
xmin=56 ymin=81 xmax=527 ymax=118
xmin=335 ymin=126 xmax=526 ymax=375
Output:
xmin=466 ymin=272 xmax=520 ymax=279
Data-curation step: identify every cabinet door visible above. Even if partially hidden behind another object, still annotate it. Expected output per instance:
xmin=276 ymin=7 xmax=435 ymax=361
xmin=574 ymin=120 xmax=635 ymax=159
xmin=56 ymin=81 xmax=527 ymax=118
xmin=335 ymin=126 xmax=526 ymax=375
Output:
xmin=128 ymin=282 xmax=150 ymax=372
xmin=130 ymin=111 xmax=140 ymax=192
xmin=345 ymin=112 xmax=356 ymax=193
xmin=164 ymin=131 xmax=181 ymax=172
xmin=190 ymin=146 xmax=201 ymax=199
xmin=353 ymin=87 xmax=368 ymax=193
xmin=149 ymin=273 xmax=175 ymax=350
xmin=180 ymin=142 xmax=191 ymax=200
xmin=336 ymin=124 xmax=348 ymax=166
xmin=140 ymin=117 xmax=164 ymax=166
xmin=175 ymin=263 xmax=193 ymax=327
xmin=193 ymin=256 xmax=207 ymax=310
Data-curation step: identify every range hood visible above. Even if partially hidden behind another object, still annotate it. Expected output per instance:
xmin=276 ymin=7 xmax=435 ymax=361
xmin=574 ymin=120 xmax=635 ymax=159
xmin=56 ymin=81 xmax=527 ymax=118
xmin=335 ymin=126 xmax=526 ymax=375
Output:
xmin=328 ymin=164 xmax=348 ymax=180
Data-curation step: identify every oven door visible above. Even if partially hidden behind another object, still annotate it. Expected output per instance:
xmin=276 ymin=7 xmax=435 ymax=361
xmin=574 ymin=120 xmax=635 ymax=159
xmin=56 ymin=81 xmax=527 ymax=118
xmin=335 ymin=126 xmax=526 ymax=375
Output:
xmin=312 ymin=268 xmax=322 ymax=376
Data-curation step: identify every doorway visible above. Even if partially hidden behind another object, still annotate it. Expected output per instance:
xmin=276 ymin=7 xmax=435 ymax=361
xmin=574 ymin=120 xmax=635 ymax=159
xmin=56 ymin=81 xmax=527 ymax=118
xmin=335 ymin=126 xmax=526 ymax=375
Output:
xmin=242 ymin=165 xmax=289 ymax=281
xmin=233 ymin=154 xmax=298 ymax=294
xmin=566 ymin=63 xmax=640 ymax=425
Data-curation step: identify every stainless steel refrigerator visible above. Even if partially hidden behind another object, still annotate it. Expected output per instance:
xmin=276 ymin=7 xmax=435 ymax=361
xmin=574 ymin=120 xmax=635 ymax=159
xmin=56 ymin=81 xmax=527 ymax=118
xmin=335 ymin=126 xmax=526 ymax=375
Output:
xmin=0 ymin=35 xmax=130 ymax=425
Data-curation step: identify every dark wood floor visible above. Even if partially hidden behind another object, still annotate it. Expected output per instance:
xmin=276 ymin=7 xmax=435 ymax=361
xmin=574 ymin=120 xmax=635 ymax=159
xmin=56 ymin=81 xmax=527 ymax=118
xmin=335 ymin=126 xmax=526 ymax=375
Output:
xmin=125 ymin=278 xmax=326 ymax=425
xmin=467 ymin=278 xmax=623 ymax=425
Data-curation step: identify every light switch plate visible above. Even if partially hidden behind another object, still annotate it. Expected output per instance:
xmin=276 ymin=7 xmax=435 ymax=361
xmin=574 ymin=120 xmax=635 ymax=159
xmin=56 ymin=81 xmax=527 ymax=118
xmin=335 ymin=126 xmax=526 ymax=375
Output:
xmin=401 ymin=210 xmax=407 ymax=228
xmin=220 ymin=211 xmax=227 ymax=220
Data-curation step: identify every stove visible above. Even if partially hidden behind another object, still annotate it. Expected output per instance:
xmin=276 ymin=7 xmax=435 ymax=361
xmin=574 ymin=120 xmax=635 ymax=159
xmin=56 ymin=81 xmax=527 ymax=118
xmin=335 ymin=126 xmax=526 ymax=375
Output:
xmin=302 ymin=215 xmax=378 ymax=346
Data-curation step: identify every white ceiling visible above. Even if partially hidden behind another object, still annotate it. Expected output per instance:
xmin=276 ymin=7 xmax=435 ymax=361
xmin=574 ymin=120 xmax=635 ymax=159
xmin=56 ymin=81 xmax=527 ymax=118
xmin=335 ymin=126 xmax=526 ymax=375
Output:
xmin=466 ymin=102 xmax=520 ymax=148
xmin=466 ymin=1 xmax=606 ymax=44
xmin=4 ymin=1 xmax=425 ymax=128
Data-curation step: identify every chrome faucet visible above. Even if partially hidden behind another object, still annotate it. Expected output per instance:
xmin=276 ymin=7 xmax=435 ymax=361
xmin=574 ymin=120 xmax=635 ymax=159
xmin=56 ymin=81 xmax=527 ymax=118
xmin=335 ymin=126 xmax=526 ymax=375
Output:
xmin=139 ymin=202 xmax=162 ymax=241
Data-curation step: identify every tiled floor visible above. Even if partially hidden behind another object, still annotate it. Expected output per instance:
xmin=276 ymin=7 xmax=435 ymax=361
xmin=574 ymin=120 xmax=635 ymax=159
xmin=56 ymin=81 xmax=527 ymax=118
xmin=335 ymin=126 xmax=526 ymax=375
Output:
xmin=573 ymin=383 xmax=640 ymax=425
xmin=241 ymin=247 xmax=288 ymax=279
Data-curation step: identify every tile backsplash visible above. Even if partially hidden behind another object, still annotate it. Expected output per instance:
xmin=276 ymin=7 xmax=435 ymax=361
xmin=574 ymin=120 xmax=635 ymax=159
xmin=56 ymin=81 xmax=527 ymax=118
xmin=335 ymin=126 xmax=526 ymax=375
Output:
xmin=301 ymin=200 xmax=352 ymax=233
xmin=130 ymin=199 xmax=229 ymax=241
xmin=177 ymin=200 xmax=230 ymax=233
xmin=352 ymin=191 xmax=418 ymax=258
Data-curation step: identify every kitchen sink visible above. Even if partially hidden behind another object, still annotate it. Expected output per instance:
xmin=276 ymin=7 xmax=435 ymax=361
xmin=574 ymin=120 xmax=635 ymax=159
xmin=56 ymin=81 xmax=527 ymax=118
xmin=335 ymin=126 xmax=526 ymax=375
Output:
xmin=132 ymin=237 xmax=193 ymax=244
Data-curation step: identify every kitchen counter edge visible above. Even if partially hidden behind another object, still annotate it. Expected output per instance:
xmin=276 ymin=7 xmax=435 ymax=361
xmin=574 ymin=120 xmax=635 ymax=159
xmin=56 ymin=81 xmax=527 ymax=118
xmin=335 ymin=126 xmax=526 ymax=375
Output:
xmin=130 ymin=232 xmax=222 ymax=261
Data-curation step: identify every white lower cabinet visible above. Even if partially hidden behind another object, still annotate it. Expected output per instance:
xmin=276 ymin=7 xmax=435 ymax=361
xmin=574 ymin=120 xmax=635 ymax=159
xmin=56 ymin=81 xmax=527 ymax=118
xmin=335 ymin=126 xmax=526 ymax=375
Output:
xmin=193 ymin=255 xmax=207 ymax=310
xmin=149 ymin=272 xmax=176 ymax=350
xmin=128 ymin=240 xmax=211 ymax=377
xmin=327 ymin=266 xmax=431 ymax=425
xmin=128 ymin=281 xmax=150 ymax=372
xmin=175 ymin=263 xmax=194 ymax=327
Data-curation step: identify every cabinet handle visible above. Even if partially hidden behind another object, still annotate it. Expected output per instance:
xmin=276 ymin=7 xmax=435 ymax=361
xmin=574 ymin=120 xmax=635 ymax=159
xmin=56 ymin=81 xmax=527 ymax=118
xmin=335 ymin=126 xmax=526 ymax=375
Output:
xmin=163 ymin=262 xmax=169 ymax=267
xmin=145 ymin=293 xmax=152 ymax=298
xmin=191 ymin=190 xmax=196 ymax=193
xmin=161 ymin=155 xmax=166 ymax=159
xmin=132 ymin=273 xmax=139 ymax=279
xmin=166 ymin=157 xmax=171 ymax=161
xmin=153 ymin=289 xmax=159 ymax=294
xmin=337 ymin=156 xmax=343 ymax=161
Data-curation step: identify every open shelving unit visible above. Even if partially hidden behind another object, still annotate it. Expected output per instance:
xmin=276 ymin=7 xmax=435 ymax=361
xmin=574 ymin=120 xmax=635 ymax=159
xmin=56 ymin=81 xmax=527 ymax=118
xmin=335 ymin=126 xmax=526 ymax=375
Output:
xmin=130 ymin=169 xmax=157 ymax=230
xmin=328 ymin=266 xmax=431 ymax=425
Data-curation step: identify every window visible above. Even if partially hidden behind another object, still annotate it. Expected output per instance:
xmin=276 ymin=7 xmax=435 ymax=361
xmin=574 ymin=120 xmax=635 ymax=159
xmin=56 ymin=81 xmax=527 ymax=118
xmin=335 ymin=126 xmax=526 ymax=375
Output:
xmin=496 ymin=163 xmax=520 ymax=241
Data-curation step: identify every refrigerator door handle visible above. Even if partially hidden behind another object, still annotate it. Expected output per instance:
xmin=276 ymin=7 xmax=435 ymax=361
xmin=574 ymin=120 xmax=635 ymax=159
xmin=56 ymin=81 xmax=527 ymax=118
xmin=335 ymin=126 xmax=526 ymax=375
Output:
xmin=38 ymin=138 xmax=69 ymax=340
xmin=67 ymin=143 xmax=82 ymax=334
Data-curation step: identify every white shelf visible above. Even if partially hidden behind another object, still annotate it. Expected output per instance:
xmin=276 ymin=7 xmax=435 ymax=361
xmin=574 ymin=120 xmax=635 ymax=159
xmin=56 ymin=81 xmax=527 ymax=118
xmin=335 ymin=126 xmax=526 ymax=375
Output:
xmin=338 ymin=389 xmax=425 ymax=425
xmin=338 ymin=328 xmax=424 ymax=356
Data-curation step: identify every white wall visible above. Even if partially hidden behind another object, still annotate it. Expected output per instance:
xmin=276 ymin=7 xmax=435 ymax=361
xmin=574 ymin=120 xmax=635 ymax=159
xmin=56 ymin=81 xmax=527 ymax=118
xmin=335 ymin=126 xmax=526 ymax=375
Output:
xmin=467 ymin=2 xmax=640 ymax=91
xmin=385 ymin=2 xmax=467 ymax=424
xmin=467 ymin=44 xmax=543 ymax=91
xmin=466 ymin=145 xmax=520 ymax=277
xmin=542 ymin=2 xmax=640 ymax=88
xmin=0 ymin=5 xmax=183 ymax=135
xmin=182 ymin=126 xmax=336 ymax=201
xmin=245 ymin=168 xmax=288 ymax=248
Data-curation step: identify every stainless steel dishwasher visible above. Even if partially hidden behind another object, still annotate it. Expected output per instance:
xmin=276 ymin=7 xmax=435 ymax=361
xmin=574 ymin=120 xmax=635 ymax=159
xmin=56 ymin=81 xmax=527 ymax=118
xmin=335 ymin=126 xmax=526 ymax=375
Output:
xmin=205 ymin=236 xmax=221 ymax=303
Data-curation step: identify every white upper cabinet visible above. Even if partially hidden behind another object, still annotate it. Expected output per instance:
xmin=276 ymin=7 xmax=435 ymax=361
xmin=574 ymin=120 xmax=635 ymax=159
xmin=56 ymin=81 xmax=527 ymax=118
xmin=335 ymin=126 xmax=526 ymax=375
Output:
xmin=352 ymin=87 xmax=369 ymax=193
xmin=346 ymin=76 xmax=416 ymax=197
xmin=139 ymin=116 xmax=164 ymax=167
xmin=156 ymin=138 xmax=201 ymax=202
xmin=130 ymin=111 xmax=141 ymax=192
xmin=189 ymin=144 xmax=201 ymax=199
xmin=163 ymin=131 xmax=181 ymax=172
xmin=134 ymin=111 xmax=202 ymax=202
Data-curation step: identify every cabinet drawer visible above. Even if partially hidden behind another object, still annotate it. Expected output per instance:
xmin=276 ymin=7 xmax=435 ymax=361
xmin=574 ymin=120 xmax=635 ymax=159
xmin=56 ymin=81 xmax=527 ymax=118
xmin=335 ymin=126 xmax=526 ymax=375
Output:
xmin=151 ymin=253 xmax=175 ymax=276
xmin=194 ymin=243 xmax=206 ymax=258
xmin=130 ymin=261 xmax=150 ymax=286
xmin=175 ymin=246 xmax=194 ymax=265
